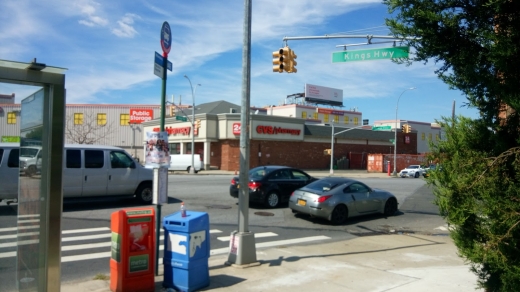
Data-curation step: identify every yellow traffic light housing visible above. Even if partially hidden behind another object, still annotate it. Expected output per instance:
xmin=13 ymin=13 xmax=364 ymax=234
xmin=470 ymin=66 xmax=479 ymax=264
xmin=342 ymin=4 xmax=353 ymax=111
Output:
xmin=272 ymin=47 xmax=288 ymax=73
xmin=401 ymin=124 xmax=406 ymax=132
xmin=285 ymin=48 xmax=297 ymax=73
xmin=323 ymin=149 xmax=331 ymax=155
xmin=406 ymin=124 xmax=412 ymax=133
xmin=195 ymin=119 xmax=201 ymax=128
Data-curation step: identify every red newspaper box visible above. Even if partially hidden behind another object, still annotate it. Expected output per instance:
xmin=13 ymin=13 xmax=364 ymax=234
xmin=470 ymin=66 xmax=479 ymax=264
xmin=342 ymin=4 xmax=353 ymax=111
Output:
xmin=110 ymin=208 xmax=156 ymax=292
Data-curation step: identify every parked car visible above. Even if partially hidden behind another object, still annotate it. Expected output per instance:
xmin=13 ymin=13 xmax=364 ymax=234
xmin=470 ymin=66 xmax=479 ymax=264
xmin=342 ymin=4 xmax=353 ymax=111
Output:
xmin=289 ymin=177 xmax=398 ymax=225
xmin=229 ymin=165 xmax=317 ymax=208
xmin=398 ymin=164 xmax=425 ymax=178
xmin=422 ymin=164 xmax=436 ymax=178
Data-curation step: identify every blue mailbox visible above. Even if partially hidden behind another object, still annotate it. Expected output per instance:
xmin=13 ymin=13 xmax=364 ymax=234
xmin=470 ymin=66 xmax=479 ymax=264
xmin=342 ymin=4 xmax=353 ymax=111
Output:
xmin=163 ymin=211 xmax=210 ymax=292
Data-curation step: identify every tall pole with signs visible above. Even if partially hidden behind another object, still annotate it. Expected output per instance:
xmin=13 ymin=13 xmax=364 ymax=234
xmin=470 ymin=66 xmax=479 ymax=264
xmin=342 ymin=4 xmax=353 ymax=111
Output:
xmin=226 ymin=0 xmax=258 ymax=267
xmin=152 ymin=21 xmax=172 ymax=275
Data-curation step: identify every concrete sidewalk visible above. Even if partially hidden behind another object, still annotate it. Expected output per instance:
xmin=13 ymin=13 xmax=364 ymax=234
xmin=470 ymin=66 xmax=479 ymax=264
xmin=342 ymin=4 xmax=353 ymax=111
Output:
xmin=62 ymin=234 xmax=482 ymax=292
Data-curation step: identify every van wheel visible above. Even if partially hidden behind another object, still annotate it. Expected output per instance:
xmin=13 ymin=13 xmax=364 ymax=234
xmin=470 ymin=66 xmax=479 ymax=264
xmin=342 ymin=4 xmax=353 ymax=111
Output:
xmin=187 ymin=166 xmax=198 ymax=174
xmin=135 ymin=183 xmax=153 ymax=204
xmin=26 ymin=165 xmax=37 ymax=177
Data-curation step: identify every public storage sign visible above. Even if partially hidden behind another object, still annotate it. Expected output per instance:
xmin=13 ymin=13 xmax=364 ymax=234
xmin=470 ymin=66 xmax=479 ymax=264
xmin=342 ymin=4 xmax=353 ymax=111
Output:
xmin=130 ymin=109 xmax=154 ymax=124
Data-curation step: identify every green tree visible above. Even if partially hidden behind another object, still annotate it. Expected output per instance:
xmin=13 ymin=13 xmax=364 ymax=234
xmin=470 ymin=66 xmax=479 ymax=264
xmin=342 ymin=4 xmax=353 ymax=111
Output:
xmin=383 ymin=1 xmax=520 ymax=290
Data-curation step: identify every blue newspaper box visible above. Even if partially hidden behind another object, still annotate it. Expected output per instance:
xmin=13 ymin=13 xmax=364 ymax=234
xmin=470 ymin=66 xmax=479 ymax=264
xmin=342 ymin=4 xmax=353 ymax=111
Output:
xmin=163 ymin=211 xmax=210 ymax=292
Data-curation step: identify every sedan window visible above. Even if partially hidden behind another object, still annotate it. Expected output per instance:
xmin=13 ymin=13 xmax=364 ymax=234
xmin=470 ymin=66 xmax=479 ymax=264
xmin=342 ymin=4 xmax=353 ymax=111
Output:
xmin=291 ymin=170 xmax=309 ymax=180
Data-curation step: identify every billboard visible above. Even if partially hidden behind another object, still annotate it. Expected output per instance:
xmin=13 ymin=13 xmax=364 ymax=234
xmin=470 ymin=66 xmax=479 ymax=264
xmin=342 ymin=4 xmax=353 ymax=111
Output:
xmin=304 ymin=84 xmax=343 ymax=106
xmin=130 ymin=109 xmax=154 ymax=124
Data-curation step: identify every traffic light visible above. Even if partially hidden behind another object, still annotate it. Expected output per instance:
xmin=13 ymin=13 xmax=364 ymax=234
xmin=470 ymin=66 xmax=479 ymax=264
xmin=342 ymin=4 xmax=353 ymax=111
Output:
xmin=195 ymin=119 xmax=201 ymax=129
xmin=323 ymin=149 xmax=331 ymax=155
xmin=272 ymin=47 xmax=289 ymax=73
xmin=285 ymin=48 xmax=297 ymax=73
xmin=401 ymin=124 xmax=406 ymax=132
xmin=406 ymin=124 xmax=412 ymax=133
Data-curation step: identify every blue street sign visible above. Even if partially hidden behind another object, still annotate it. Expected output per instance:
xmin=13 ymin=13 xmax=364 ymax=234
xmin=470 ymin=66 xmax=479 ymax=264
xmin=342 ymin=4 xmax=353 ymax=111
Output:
xmin=160 ymin=21 xmax=172 ymax=55
xmin=154 ymin=52 xmax=173 ymax=79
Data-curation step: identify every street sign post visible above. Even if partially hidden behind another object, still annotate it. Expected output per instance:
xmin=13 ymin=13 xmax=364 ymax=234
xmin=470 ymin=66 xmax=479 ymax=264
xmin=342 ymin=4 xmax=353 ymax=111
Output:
xmin=372 ymin=125 xmax=392 ymax=131
xmin=175 ymin=116 xmax=187 ymax=122
xmin=332 ymin=46 xmax=409 ymax=63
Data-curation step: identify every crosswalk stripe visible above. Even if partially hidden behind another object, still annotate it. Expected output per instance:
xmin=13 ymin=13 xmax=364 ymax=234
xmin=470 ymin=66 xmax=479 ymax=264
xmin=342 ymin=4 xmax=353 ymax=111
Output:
xmin=0 ymin=232 xmax=39 ymax=240
xmin=62 ymin=235 xmax=331 ymax=264
xmin=17 ymin=214 xmax=40 ymax=219
xmin=62 ymin=233 xmax=112 ymax=242
xmin=17 ymin=219 xmax=40 ymax=223
xmin=0 ymin=225 xmax=39 ymax=233
xmin=217 ymin=232 xmax=278 ymax=241
xmin=63 ymin=227 xmax=110 ymax=234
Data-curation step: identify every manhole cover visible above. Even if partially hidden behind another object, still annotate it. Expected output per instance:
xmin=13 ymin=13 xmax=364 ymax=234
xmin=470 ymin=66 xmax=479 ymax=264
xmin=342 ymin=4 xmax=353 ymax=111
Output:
xmin=206 ymin=205 xmax=232 ymax=209
xmin=254 ymin=211 xmax=274 ymax=216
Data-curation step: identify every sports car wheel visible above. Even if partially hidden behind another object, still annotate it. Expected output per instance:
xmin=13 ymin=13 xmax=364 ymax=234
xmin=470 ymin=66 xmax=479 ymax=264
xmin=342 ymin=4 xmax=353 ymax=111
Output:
xmin=330 ymin=205 xmax=348 ymax=225
xmin=384 ymin=198 xmax=398 ymax=216
xmin=265 ymin=192 xmax=280 ymax=208
xmin=414 ymin=172 xmax=419 ymax=178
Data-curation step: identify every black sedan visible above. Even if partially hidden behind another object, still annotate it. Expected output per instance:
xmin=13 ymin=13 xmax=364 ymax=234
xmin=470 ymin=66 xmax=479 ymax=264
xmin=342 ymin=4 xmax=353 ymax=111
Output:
xmin=229 ymin=165 xmax=317 ymax=208
xmin=289 ymin=177 xmax=398 ymax=225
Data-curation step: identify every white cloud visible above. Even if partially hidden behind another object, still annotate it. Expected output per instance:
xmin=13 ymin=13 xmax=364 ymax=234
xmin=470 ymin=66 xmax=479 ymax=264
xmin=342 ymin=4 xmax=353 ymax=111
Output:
xmin=75 ymin=0 xmax=108 ymax=27
xmin=112 ymin=13 xmax=139 ymax=38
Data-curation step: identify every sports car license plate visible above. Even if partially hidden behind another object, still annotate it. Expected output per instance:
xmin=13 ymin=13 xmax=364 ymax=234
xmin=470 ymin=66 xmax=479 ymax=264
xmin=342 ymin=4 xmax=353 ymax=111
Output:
xmin=297 ymin=199 xmax=306 ymax=206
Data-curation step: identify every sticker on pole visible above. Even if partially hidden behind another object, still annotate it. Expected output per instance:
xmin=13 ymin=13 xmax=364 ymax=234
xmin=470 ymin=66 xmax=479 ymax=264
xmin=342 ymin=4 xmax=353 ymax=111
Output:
xmin=160 ymin=21 xmax=172 ymax=55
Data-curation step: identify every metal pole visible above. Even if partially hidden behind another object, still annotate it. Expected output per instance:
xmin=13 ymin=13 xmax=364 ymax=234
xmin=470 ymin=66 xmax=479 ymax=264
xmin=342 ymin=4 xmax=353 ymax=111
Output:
xmin=184 ymin=75 xmax=196 ymax=174
xmin=329 ymin=123 xmax=334 ymax=175
xmin=226 ymin=0 xmax=257 ymax=266
xmin=155 ymin=51 xmax=169 ymax=276
xmin=393 ymin=87 xmax=416 ymax=176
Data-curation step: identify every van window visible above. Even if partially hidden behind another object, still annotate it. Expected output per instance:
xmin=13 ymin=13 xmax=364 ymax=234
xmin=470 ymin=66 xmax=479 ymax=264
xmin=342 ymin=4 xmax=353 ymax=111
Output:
xmin=85 ymin=150 xmax=104 ymax=168
xmin=8 ymin=149 xmax=20 ymax=168
xmin=0 ymin=149 xmax=3 ymax=165
xmin=66 ymin=149 xmax=81 ymax=168
xmin=110 ymin=151 xmax=134 ymax=168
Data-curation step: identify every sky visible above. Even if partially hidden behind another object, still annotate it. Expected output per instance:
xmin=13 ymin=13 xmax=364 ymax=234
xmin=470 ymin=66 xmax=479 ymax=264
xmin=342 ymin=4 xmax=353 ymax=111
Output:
xmin=0 ymin=0 xmax=480 ymax=124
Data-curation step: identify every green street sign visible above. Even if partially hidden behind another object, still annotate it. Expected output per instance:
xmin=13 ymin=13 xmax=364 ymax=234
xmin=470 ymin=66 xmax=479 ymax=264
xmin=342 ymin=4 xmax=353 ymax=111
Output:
xmin=389 ymin=139 xmax=395 ymax=144
xmin=175 ymin=116 xmax=187 ymax=122
xmin=372 ymin=125 xmax=392 ymax=131
xmin=332 ymin=46 xmax=409 ymax=63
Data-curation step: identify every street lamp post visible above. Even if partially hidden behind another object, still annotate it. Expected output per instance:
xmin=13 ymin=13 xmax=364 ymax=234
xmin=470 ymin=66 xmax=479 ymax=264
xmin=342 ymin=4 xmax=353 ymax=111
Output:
xmin=393 ymin=87 xmax=416 ymax=176
xmin=184 ymin=75 xmax=201 ymax=174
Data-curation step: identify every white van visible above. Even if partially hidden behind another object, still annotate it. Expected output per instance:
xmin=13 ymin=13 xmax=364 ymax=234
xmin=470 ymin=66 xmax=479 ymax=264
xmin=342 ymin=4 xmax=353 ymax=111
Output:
xmin=169 ymin=154 xmax=203 ymax=173
xmin=62 ymin=144 xmax=154 ymax=203
xmin=0 ymin=143 xmax=20 ymax=204
xmin=19 ymin=145 xmax=42 ymax=176
xmin=0 ymin=144 xmax=155 ymax=204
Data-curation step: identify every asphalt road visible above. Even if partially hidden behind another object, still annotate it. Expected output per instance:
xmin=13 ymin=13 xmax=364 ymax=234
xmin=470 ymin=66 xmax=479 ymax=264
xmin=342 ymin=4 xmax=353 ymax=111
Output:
xmin=0 ymin=174 xmax=445 ymax=291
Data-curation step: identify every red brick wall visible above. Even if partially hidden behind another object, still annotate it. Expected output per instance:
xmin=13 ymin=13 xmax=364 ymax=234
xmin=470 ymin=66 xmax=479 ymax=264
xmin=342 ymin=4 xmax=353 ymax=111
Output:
xmin=212 ymin=132 xmax=417 ymax=171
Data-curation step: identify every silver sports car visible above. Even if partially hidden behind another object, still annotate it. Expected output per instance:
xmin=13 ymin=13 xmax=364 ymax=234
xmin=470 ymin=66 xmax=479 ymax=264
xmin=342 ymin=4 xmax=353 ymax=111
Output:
xmin=289 ymin=177 xmax=398 ymax=225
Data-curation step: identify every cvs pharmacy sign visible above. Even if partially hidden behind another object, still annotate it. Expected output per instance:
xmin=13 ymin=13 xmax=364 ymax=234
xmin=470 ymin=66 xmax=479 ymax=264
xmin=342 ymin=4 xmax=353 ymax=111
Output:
xmin=130 ymin=109 xmax=154 ymax=124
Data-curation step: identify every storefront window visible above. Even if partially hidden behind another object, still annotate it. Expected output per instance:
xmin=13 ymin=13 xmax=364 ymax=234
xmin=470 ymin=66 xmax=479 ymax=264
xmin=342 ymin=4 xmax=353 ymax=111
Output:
xmin=333 ymin=115 xmax=339 ymax=123
xmin=301 ymin=111 xmax=307 ymax=118
xmin=344 ymin=116 xmax=349 ymax=124
xmin=353 ymin=117 xmax=359 ymax=125
xmin=169 ymin=143 xmax=180 ymax=154
xmin=313 ymin=112 xmax=318 ymax=120
xmin=324 ymin=114 xmax=329 ymax=122
xmin=186 ymin=143 xmax=192 ymax=154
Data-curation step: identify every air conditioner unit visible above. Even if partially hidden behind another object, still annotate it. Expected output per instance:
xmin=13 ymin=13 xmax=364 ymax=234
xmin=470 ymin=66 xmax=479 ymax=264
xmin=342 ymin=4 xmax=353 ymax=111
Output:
xmin=230 ymin=108 xmax=237 ymax=113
